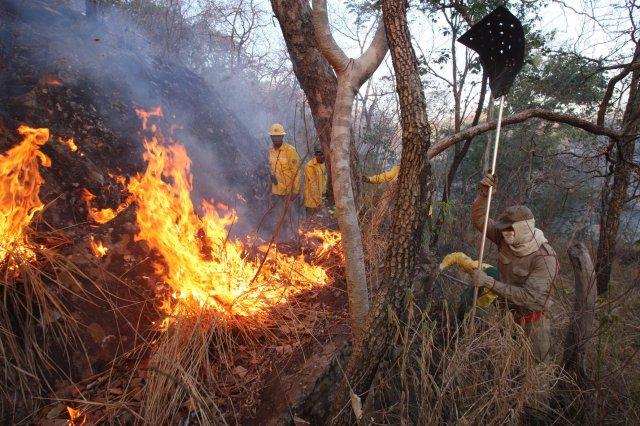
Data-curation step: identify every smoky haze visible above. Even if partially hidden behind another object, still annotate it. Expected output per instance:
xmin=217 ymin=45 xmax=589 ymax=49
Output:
xmin=0 ymin=0 xmax=298 ymax=238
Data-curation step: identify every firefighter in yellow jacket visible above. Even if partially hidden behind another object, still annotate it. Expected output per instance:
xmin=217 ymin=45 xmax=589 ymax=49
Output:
xmin=362 ymin=165 xmax=399 ymax=184
xmin=304 ymin=146 xmax=328 ymax=215
xmin=267 ymin=123 xmax=301 ymax=240
xmin=363 ymin=164 xmax=432 ymax=217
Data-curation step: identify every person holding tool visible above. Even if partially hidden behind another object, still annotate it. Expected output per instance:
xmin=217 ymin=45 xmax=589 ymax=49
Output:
xmin=454 ymin=6 xmax=558 ymax=362
xmin=267 ymin=123 xmax=301 ymax=240
xmin=467 ymin=173 xmax=558 ymax=362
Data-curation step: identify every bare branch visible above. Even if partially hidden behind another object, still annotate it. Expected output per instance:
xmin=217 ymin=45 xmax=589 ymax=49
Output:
xmin=597 ymin=58 xmax=640 ymax=126
xmin=354 ymin=18 xmax=388 ymax=85
xmin=428 ymin=109 xmax=622 ymax=159
xmin=311 ymin=0 xmax=350 ymax=72
xmin=451 ymin=0 xmax=473 ymax=26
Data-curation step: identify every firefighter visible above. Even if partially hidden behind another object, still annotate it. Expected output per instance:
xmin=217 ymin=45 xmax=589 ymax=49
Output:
xmin=362 ymin=165 xmax=399 ymax=184
xmin=303 ymin=146 xmax=327 ymax=216
xmin=468 ymin=173 xmax=558 ymax=363
xmin=362 ymin=165 xmax=432 ymax=217
xmin=267 ymin=123 xmax=301 ymax=240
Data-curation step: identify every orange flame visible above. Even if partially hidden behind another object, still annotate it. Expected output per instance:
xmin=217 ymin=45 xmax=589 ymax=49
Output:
xmin=46 ymin=78 xmax=63 ymax=86
xmin=0 ymin=126 xmax=50 ymax=266
xmin=128 ymin=108 xmax=337 ymax=322
xmin=89 ymin=235 xmax=108 ymax=257
xmin=81 ymin=188 xmax=133 ymax=224
xmin=58 ymin=137 xmax=78 ymax=152
xmin=303 ymin=229 xmax=343 ymax=259
xmin=66 ymin=406 xmax=86 ymax=425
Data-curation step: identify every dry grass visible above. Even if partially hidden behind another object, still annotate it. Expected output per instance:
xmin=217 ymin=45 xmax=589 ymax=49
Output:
xmin=0 ymin=231 xmax=90 ymax=423
xmin=52 ymin=229 xmax=346 ymax=424
xmin=365 ymin=299 xmax=562 ymax=424
xmin=140 ymin=314 xmax=227 ymax=424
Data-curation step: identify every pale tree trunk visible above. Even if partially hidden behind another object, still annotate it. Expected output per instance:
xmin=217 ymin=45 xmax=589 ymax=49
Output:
xmin=595 ymin=43 xmax=640 ymax=295
xmin=561 ymin=242 xmax=597 ymax=422
xmin=311 ymin=0 xmax=388 ymax=336
xmin=329 ymin=0 xmax=432 ymax=422
xmin=270 ymin=0 xmax=337 ymax=197
xmin=563 ymin=242 xmax=597 ymax=379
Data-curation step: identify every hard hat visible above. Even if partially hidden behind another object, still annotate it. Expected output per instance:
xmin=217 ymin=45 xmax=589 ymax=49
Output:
xmin=268 ymin=123 xmax=286 ymax=136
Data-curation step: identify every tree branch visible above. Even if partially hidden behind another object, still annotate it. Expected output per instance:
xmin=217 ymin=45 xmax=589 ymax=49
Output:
xmin=354 ymin=18 xmax=388 ymax=85
xmin=597 ymin=60 xmax=640 ymax=126
xmin=427 ymin=108 xmax=622 ymax=159
xmin=311 ymin=0 xmax=350 ymax=72
xmin=450 ymin=0 xmax=473 ymax=26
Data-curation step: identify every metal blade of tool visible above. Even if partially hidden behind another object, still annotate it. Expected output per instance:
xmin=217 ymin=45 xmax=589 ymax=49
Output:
xmin=457 ymin=5 xmax=525 ymax=98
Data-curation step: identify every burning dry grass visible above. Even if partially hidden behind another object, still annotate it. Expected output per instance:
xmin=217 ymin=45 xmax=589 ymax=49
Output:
xmin=0 ymin=125 xmax=90 ymax=420
xmin=39 ymin=108 xmax=346 ymax=424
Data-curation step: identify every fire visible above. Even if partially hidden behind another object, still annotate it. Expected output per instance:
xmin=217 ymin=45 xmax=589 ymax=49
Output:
xmin=128 ymin=108 xmax=336 ymax=321
xmin=81 ymin=188 xmax=133 ymax=224
xmin=0 ymin=125 xmax=50 ymax=267
xmin=58 ymin=137 xmax=78 ymax=152
xmin=66 ymin=406 xmax=86 ymax=425
xmin=45 ymin=78 xmax=63 ymax=86
xmin=89 ymin=235 xmax=108 ymax=257
xmin=304 ymin=229 xmax=342 ymax=259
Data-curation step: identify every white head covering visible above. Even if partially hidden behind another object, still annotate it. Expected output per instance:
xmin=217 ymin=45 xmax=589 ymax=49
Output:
xmin=506 ymin=218 xmax=547 ymax=257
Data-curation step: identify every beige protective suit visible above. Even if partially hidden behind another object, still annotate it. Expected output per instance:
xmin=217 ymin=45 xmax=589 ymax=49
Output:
xmin=471 ymin=194 xmax=558 ymax=362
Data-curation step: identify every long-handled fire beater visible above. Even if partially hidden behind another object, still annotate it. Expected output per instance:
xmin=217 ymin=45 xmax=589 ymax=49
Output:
xmin=457 ymin=6 xmax=526 ymax=317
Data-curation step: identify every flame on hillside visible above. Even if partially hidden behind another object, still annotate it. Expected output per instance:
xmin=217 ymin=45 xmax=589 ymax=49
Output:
xmin=58 ymin=137 xmax=78 ymax=152
xmin=89 ymin=235 xmax=108 ymax=257
xmin=0 ymin=125 xmax=50 ymax=268
xmin=126 ymin=107 xmax=338 ymax=324
xmin=81 ymin=188 xmax=133 ymax=224
xmin=66 ymin=406 xmax=86 ymax=425
xmin=45 ymin=78 xmax=63 ymax=86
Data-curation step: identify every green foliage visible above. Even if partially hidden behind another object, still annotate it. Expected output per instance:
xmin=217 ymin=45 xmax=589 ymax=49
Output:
xmin=510 ymin=53 xmax=607 ymax=112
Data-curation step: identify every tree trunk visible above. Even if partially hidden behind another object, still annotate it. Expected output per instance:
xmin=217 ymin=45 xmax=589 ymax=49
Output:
xmin=481 ymin=93 xmax=494 ymax=171
xmin=560 ymin=241 xmax=597 ymax=422
xmin=595 ymin=45 xmax=640 ymax=295
xmin=311 ymin=0 xmax=387 ymax=336
xmin=329 ymin=0 xmax=432 ymax=422
xmin=563 ymin=242 xmax=597 ymax=378
xmin=332 ymin=81 xmax=369 ymax=333
xmin=270 ymin=0 xmax=337 ymax=195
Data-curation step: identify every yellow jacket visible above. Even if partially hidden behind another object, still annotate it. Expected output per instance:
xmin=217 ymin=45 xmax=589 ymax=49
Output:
xmin=304 ymin=158 xmax=327 ymax=208
xmin=367 ymin=165 xmax=400 ymax=184
xmin=269 ymin=143 xmax=301 ymax=195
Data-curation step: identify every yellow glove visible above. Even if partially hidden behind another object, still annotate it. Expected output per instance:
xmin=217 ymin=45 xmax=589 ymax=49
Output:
xmin=440 ymin=252 xmax=498 ymax=309
xmin=439 ymin=252 xmax=491 ymax=274
xmin=477 ymin=288 xmax=498 ymax=308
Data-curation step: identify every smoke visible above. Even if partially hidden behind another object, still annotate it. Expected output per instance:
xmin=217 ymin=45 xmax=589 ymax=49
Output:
xmin=0 ymin=0 xmax=303 ymax=237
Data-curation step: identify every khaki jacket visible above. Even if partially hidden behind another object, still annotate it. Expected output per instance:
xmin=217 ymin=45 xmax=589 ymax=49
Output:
xmin=269 ymin=143 xmax=301 ymax=195
xmin=304 ymin=158 xmax=327 ymax=209
xmin=471 ymin=195 xmax=558 ymax=316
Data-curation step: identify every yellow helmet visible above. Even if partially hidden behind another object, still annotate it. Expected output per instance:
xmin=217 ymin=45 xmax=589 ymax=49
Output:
xmin=268 ymin=123 xmax=286 ymax=136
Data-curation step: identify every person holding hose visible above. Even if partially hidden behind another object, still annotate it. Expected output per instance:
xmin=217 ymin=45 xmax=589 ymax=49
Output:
xmin=468 ymin=173 xmax=558 ymax=363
